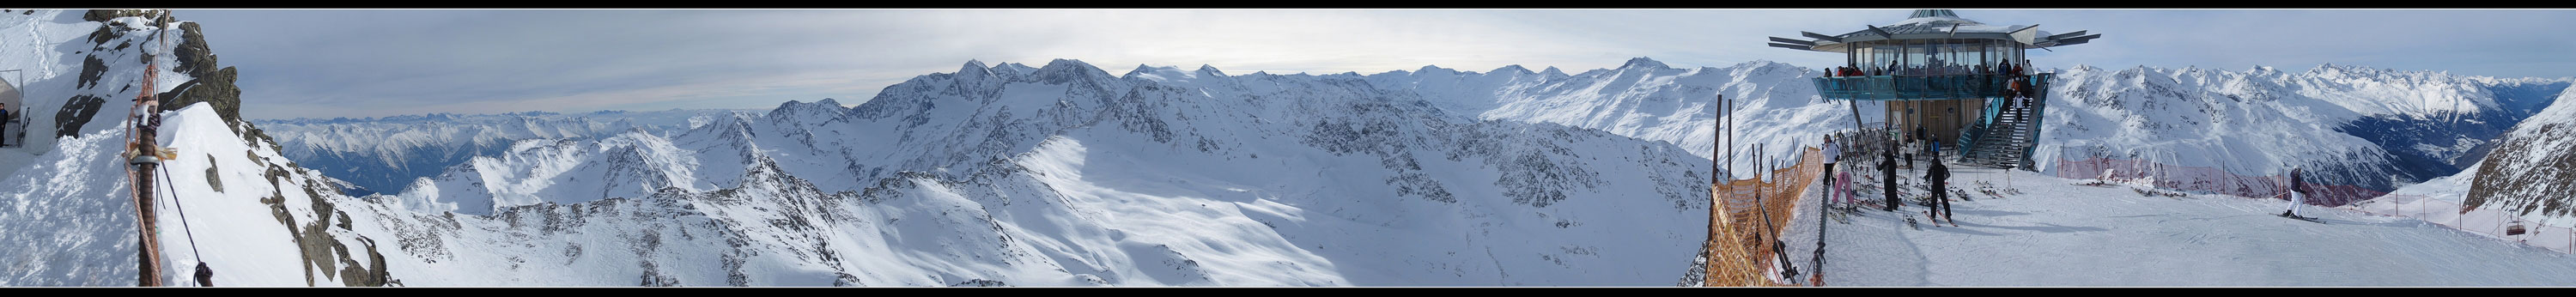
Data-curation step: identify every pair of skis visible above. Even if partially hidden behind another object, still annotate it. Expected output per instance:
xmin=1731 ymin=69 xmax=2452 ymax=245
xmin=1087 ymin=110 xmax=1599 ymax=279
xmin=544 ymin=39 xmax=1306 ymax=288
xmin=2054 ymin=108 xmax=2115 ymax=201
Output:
xmin=2264 ymin=192 xmax=2326 ymax=224
xmin=1828 ymin=202 xmax=1874 ymax=224
xmin=2278 ymin=212 xmax=2324 ymax=224
xmin=1903 ymin=215 xmax=1956 ymax=229
xmin=1895 ymin=208 xmax=1957 ymax=229
xmin=1921 ymin=210 xmax=1956 ymax=227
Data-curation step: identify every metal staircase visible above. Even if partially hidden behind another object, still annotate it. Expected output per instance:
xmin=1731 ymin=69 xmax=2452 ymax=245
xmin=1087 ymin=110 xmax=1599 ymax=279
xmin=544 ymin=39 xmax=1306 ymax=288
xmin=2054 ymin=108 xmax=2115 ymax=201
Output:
xmin=1959 ymin=75 xmax=2049 ymax=170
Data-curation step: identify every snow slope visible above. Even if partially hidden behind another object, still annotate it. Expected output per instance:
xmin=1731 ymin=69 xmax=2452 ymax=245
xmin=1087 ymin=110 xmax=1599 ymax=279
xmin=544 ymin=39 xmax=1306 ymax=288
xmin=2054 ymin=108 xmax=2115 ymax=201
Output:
xmin=346 ymin=59 xmax=1714 ymax=286
xmin=1360 ymin=58 xmax=1876 ymax=179
xmin=0 ymin=9 xmax=389 ymax=287
xmin=1785 ymin=163 xmax=2576 ymax=286
xmin=254 ymin=109 xmax=729 ymax=196
xmin=2461 ymin=87 xmax=2576 ymax=227
xmin=2037 ymin=64 xmax=2569 ymax=206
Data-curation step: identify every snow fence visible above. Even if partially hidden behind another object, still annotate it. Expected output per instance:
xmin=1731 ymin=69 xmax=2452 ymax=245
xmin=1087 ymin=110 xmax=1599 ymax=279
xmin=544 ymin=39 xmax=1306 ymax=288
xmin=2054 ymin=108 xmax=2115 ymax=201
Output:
xmin=2348 ymin=194 xmax=2575 ymax=254
xmin=2050 ymin=153 xmax=2387 ymax=207
xmin=1704 ymin=147 xmax=1822 ymax=287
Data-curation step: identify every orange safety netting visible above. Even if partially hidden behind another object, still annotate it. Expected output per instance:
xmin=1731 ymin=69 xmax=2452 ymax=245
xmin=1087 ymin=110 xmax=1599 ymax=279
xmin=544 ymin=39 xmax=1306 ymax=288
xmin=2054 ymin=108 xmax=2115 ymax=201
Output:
xmin=1703 ymin=147 xmax=1822 ymax=287
xmin=2051 ymin=156 xmax=2386 ymax=207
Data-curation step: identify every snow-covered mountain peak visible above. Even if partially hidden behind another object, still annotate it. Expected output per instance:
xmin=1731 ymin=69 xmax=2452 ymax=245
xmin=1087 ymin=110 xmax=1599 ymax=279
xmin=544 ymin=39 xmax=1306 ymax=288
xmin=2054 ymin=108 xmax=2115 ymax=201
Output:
xmin=1121 ymin=64 xmax=1160 ymax=76
xmin=1030 ymin=58 xmax=1115 ymax=84
xmin=696 ymin=111 xmax=761 ymax=138
xmin=990 ymin=62 xmax=1037 ymax=78
xmin=1539 ymin=66 xmax=1569 ymax=79
xmin=1123 ymin=64 xmax=1200 ymax=82
xmin=1406 ymin=64 xmax=1459 ymax=76
xmin=1619 ymin=57 xmax=1670 ymax=70
xmin=767 ymin=99 xmax=849 ymax=124
xmin=960 ymin=59 xmax=990 ymax=75
xmin=1723 ymin=59 xmax=1816 ymax=79
xmin=1731 ymin=59 xmax=1798 ymax=70
xmin=1195 ymin=64 xmax=1224 ymax=76
xmin=2311 ymin=63 xmax=2348 ymax=75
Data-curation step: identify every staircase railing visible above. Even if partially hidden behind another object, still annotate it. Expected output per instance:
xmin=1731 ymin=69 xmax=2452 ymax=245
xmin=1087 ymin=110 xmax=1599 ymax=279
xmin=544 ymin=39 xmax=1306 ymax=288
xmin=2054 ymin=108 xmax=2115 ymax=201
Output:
xmin=1953 ymin=73 xmax=2055 ymax=169
xmin=1959 ymin=94 xmax=2008 ymax=159
xmin=2019 ymin=74 xmax=2053 ymax=170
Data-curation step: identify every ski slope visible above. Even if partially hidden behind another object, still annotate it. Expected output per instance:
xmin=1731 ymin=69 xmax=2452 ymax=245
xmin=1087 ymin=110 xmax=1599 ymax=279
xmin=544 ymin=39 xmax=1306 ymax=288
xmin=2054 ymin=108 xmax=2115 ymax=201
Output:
xmin=1783 ymin=162 xmax=2576 ymax=286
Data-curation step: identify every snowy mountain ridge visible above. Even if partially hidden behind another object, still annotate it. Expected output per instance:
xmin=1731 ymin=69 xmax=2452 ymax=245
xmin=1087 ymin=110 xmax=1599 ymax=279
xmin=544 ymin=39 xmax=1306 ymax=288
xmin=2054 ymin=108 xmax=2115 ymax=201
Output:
xmin=277 ymin=56 xmax=2570 ymax=209
xmin=337 ymin=57 xmax=1715 ymax=286
xmin=2460 ymin=88 xmax=2576 ymax=227
xmin=1 ymin=13 xmax=1721 ymax=284
xmin=252 ymin=109 xmax=730 ymax=196
xmin=2037 ymin=64 xmax=2570 ymax=206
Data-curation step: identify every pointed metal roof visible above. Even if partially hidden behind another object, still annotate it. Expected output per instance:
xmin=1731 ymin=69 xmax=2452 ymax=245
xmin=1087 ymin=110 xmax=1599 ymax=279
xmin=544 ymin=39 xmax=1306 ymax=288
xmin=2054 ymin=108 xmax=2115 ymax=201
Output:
xmin=1765 ymin=9 xmax=2101 ymax=52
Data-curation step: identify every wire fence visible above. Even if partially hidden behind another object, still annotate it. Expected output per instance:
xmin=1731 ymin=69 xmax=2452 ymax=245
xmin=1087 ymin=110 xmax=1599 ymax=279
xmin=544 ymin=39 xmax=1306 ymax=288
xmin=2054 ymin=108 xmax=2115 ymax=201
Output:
xmin=2343 ymin=194 xmax=2575 ymax=254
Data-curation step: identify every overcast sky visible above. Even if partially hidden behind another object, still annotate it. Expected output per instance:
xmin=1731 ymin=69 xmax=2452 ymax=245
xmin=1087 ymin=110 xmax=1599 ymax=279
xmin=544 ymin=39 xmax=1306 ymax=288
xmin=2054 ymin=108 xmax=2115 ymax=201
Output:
xmin=173 ymin=9 xmax=2576 ymax=120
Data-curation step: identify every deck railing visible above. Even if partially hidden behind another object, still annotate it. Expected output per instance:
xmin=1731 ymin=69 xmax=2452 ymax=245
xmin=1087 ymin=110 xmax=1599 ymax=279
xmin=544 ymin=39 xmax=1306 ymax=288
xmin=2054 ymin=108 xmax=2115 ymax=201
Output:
xmin=1814 ymin=73 xmax=2051 ymax=102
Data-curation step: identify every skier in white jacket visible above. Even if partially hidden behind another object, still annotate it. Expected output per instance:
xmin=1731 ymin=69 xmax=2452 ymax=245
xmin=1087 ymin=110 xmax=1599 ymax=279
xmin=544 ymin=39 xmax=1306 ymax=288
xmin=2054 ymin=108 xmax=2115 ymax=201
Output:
xmin=1823 ymin=136 xmax=1841 ymax=206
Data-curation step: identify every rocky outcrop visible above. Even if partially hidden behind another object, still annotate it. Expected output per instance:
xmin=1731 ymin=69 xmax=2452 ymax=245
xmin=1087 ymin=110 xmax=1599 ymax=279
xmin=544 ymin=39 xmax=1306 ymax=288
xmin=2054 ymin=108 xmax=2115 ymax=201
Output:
xmin=160 ymin=21 xmax=243 ymax=125
xmin=2464 ymin=88 xmax=2576 ymax=218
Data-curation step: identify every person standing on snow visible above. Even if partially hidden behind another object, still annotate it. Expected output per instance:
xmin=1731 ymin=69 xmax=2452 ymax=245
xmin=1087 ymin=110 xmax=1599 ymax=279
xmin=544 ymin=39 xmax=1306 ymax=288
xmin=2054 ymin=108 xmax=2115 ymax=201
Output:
xmin=1823 ymin=136 xmax=1841 ymax=207
xmin=2283 ymin=167 xmax=2312 ymax=218
xmin=0 ymin=102 xmax=10 ymax=147
xmin=1902 ymin=138 xmax=1915 ymax=169
xmin=1880 ymin=148 xmax=1900 ymax=212
xmin=1928 ymin=159 xmax=1955 ymax=226
xmin=1914 ymin=125 xmax=1927 ymax=143
xmin=1837 ymin=168 xmax=1855 ymax=209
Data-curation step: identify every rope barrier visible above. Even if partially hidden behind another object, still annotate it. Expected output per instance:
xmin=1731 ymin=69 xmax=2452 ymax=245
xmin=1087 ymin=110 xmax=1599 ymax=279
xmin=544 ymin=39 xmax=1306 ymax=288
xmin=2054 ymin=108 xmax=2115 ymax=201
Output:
xmin=158 ymin=165 xmax=211 ymax=286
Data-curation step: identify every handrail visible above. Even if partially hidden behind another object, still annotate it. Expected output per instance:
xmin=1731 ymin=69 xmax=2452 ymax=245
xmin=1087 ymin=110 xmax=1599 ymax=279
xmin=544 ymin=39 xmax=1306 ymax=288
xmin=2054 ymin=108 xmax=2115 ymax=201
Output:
xmin=2020 ymin=75 xmax=2052 ymax=170
xmin=1959 ymin=94 xmax=2008 ymax=157
xmin=1813 ymin=73 xmax=2052 ymax=101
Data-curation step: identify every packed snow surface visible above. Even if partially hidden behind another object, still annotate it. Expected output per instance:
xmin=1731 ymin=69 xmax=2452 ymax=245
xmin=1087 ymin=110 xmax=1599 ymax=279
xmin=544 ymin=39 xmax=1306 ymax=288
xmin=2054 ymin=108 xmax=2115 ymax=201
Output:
xmin=1787 ymin=163 xmax=2576 ymax=286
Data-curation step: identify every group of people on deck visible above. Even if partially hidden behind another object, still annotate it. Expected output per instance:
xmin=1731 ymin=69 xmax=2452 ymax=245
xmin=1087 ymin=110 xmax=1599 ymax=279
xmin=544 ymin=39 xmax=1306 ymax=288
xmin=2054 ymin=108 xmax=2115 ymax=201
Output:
xmin=1822 ymin=59 xmax=2032 ymax=78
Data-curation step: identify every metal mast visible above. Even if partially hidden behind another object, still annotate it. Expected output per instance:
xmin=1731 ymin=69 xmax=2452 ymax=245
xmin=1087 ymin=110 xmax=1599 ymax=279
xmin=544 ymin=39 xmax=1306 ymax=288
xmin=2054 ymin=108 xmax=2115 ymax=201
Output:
xmin=125 ymin=9 xmax=173 ymax=287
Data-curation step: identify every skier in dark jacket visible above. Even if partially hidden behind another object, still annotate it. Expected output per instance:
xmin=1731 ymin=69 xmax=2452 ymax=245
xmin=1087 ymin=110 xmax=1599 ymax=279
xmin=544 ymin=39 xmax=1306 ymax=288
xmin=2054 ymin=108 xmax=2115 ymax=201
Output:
xmin=1880 ymin=149 xmax=1900 ymax=212
xmin=1928 ymin=159 xmax=1954 ymax=226
xmin=0 ymin=102 xmax=10 ymax=147
xmin=2282 ymin=167 xmax=2311 ymax=218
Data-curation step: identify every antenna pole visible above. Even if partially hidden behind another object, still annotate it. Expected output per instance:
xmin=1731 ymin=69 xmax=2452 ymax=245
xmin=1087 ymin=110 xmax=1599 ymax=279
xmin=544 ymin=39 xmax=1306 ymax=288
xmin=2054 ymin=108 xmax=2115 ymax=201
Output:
xmin=127 ymin=10 xmax=173 ymax=287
